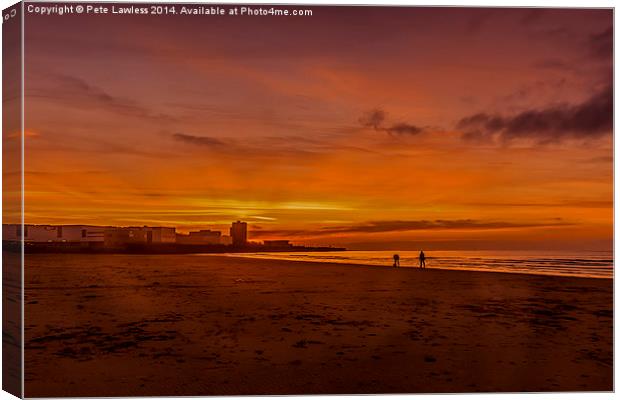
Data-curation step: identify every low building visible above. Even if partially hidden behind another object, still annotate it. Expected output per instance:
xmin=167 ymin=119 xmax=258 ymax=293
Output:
xmin=104 ymin=228 xmax=131 ymax=248
xmin=4 ymin=223 xmax=242 ymax=248
xmin=3 ymin=224 xmax=20 ymax=241
xmin=3 ymin=224 xmax=105 ymax=245
xmin=142 ymin=227 xmax=176 ymax=244
xmin=107 ymin=226 xmax=176 ymax=247
xmin=176 ymin=229 xmax=222 ymax=245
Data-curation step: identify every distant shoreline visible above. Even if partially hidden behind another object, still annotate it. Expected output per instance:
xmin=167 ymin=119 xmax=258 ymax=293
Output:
xmin=15 ymin=247 xmax=612 ymax=280
xmin=2 ymin=240 xmax=346 ymax=254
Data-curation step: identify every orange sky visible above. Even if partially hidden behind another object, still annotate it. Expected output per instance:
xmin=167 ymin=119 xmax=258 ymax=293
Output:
xmin=16 ymin=6 xmax=612 ymax=250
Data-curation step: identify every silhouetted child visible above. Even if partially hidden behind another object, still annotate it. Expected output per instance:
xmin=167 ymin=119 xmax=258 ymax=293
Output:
xmin=419 ymin=250 xmax=426 ymax=268
xmin=393 ymin=254 xmax=400 ymax=267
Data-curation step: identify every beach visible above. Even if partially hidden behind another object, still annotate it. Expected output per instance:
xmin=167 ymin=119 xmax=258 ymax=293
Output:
xmin=23 ymin=253 xmax=612 ymax=396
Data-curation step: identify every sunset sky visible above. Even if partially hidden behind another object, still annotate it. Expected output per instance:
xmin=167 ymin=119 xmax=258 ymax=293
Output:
xmin=19 ymin=6 xmax=612 ymax=250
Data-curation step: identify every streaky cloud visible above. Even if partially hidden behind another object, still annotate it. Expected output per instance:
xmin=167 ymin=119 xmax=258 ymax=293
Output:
xmin=250 ymin=219 xmax=571 ymax=238
xmin=172 ymin=133 xmax=226 ymax=147
xmin=28 ymin=73 xmax=177 ymax=122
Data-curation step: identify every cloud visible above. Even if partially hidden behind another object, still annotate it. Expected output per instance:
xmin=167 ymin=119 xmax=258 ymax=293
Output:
xmin=386 ymin=123 xmax=424 ymax=136
xmin=27 ymin=73 xmax=176 ymax=122
xmin=359 ymin=109 xmax=386 ymax=130
xmin=250 ymin=229 xmax=313 ymax=238
xmin=457 ymin=84 xmax=612 ymax=143
xmin=250 ymin=219 xmax=570 ymax=238
xmin=170 ymin=132 xmax=376 ymax=159
xmin=172 ymin=133 xmax=226 ymax=147
xmin=320 ymin=219 xmax=569 ymax=233
xmin=464 ymin=200 xmax=612 ymax=209
xmin=359 ymin=108 xmax=427 ymax=136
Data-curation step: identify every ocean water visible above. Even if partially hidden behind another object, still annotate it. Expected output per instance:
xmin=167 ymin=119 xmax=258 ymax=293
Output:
xmin=227 ymin=250 xmax=613 ymax=279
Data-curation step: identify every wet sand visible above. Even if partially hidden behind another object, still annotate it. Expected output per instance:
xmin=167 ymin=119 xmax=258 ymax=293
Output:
xmin=23 ymin=253 xmax=612 ymax=396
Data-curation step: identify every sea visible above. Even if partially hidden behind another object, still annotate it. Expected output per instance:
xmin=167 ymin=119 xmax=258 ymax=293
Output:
xmin=226 ymin=250 xmax=613 ymax=279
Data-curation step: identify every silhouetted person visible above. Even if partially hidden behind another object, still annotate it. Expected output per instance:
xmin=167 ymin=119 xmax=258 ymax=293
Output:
xmin=419 ymin=250 xmax=426 ymax=268
xmin=393 ymin=254 xmax=400 ymax=267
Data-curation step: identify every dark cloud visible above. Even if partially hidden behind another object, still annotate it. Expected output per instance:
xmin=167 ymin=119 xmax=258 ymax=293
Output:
xmin=386 ymin=123 xmax=424 ymax=136
xmin=250 ymin=219 xmax=569 ymax=238
xmin=359 ymin=109 xmax=387 ymax=130
xmin=172 ymin=133 xmax=226 ymax=147
xmin=320 ymin=219 xmax=568 ymax=234
xmin=359 ymin=108 xmax=427 ymax=136
xmin=457 ymin=84 xmax=612 ymax=143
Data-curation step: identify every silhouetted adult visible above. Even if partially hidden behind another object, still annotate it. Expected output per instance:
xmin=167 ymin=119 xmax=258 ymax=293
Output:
xmin=419 ymin=250 xmax=426 ymax=268
xmin=393 ymin=254 xmax=400 ymax=267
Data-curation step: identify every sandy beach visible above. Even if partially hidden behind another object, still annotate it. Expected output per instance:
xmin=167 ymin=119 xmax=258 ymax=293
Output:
xmin=23 ymin=253 xmax=612 ymax=396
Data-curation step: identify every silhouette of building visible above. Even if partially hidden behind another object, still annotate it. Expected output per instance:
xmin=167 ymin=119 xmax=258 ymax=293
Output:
xmin=220 ymin=235 xmax=233 ymax=245
xmin=103 ymin=227 xmax=131 ymax=248
xmin=2 ymin=223 xmax=346 ymax=253
xmin=230 ymin=221 xmax=247 ymax=246
xmin=2 ymin=224 xmax=176 ymax=248
xmin=130 ymin=227 xmax=176 ymax=244
xmin=3 ymin=224 xmax=105 ymax=245
xmin=176 ymin=229 xmax=222 ymax=245
xmin=107 ymin=226 xmax=176 ymax=246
